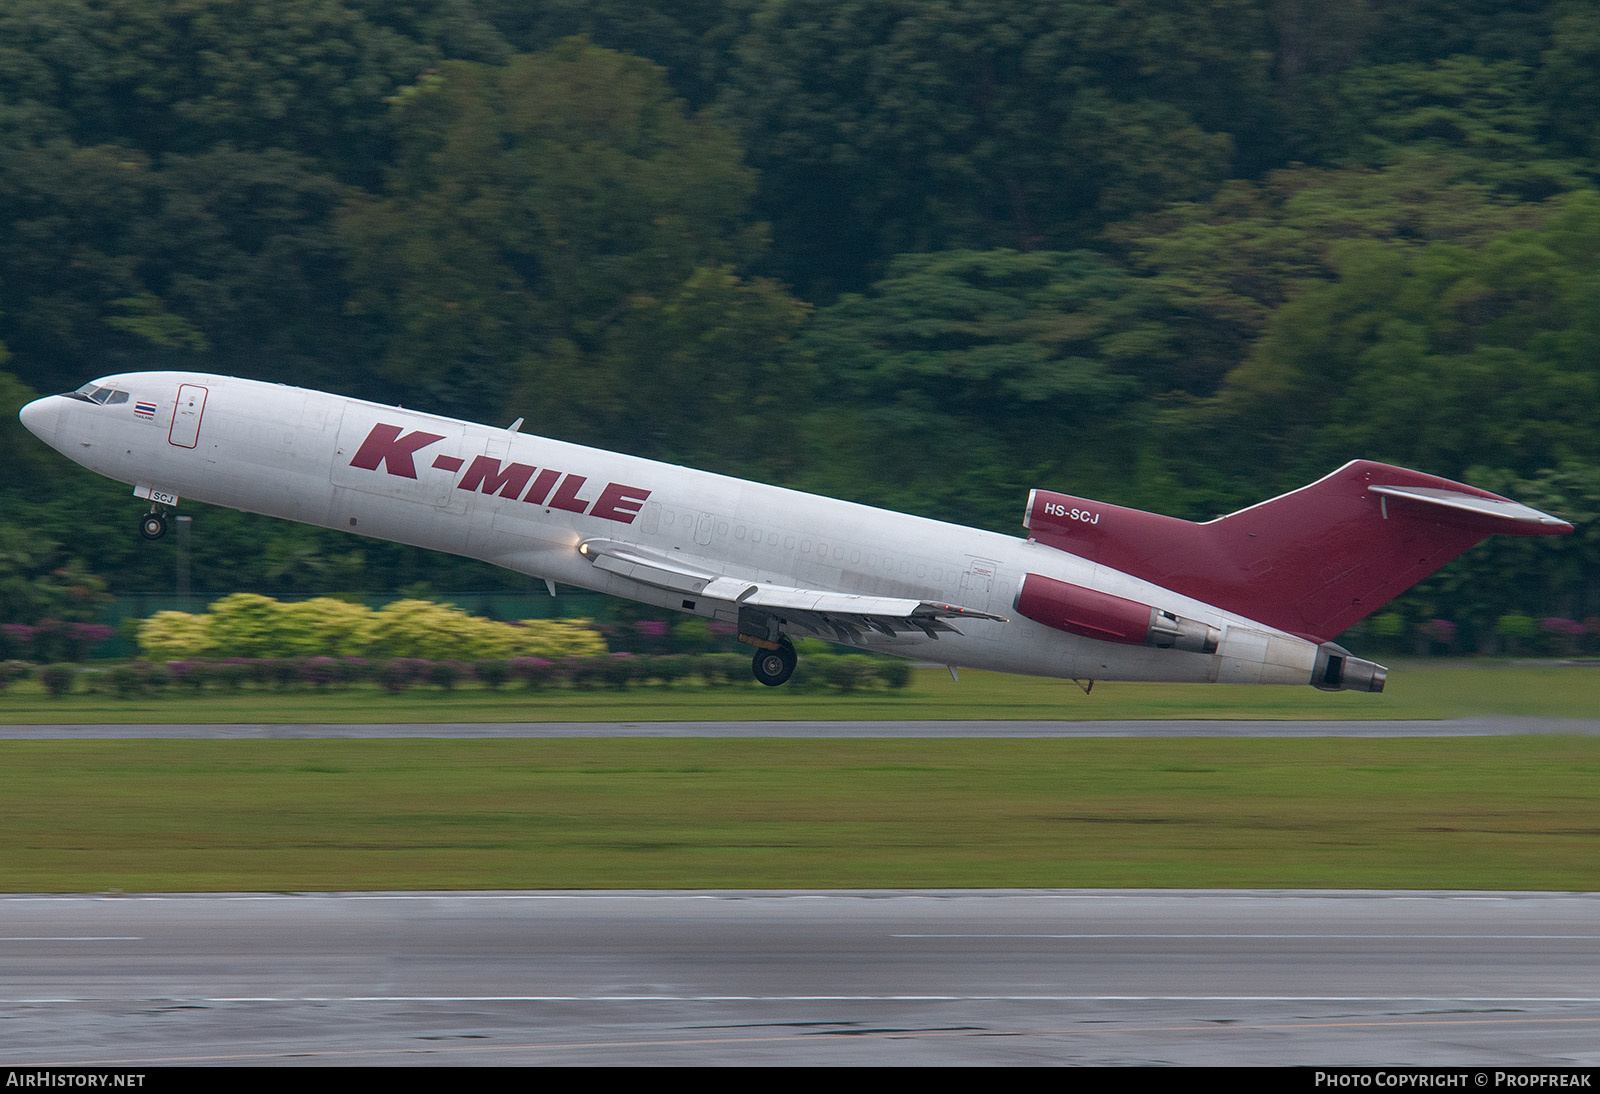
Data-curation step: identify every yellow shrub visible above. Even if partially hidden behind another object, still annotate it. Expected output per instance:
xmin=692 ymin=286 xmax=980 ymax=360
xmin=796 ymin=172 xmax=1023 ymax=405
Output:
xmin=137 ymin=611 xmax=216 ymax=660
xmin=139 ymin=595 xmax=608 ymax=660
xmin=282 ymin=598 xmax=380 ymax=656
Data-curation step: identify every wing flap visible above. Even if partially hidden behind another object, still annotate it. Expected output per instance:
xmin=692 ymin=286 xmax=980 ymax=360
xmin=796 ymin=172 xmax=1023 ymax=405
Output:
xmin=578 ymin=538 xmax=1006 ymax=641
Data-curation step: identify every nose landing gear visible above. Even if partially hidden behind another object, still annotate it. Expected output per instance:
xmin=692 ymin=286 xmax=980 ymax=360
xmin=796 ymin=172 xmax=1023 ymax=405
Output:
xmin=139 ymin=509 xmax=168 ymax=540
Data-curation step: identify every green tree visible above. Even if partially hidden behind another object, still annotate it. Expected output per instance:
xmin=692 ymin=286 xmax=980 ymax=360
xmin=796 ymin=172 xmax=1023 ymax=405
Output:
xmin=0 ymin=1 xmax=518 ymax=397
xmin=339 ymin=41 xmax=804 ymax=458
xmin=1338 ymin=55 xmax=1581 ymax=200
xmin=0 ymin=0 xmax=503 ymax=176
xmin=0 ymin=524 xmax=112 ymax=626
xmin=1111 ymin=151 xmax=1564 ymax=419
xmin=719 ymin=0 xmax=1260 ymax=297
xmin=473 ymin=0 xmax=755 ymax=109
xmin=793 ymin=249 xmax=1180 ymax=527
xmin=1216 ymin=189 xmax=1600 ymax=484
xmin=1538 ymin=5 xmax=1600 ymax=162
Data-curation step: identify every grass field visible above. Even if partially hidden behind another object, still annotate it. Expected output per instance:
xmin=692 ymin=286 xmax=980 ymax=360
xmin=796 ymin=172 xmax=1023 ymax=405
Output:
xmin=4 ymin=660 xmax=1600 ymax=724
xmin=1 ymin=736 xmax=1596 ymax=892
xmin=2 ymin=661 xmax=1596 ymax=893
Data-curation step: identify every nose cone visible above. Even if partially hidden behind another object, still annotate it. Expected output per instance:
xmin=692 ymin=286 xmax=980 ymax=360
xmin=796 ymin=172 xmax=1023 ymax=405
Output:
xmin=19 ymin=395 xmax=62 ymax=446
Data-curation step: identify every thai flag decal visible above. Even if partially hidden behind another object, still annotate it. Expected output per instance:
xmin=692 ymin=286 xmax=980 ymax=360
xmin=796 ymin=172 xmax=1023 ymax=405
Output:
xmin=134 ymin=400 xmax=158 ymax=419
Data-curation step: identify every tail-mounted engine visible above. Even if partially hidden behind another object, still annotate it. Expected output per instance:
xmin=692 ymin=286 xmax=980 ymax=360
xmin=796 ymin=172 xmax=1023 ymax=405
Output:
xmin=1312 ymin=642 xmax=1387 ymax=693
xmin=1014 ymin=572 xmax=1219 ymax=654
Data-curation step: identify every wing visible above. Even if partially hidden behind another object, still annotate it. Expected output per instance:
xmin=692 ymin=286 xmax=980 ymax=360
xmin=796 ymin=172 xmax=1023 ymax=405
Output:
xmin=577 ymin=538 xmax=1006 ymax=642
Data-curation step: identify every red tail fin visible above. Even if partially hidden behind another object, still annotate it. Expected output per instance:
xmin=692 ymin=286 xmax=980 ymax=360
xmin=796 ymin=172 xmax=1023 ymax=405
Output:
xmin=1025 ymin=461 xmax=1571 ymax=643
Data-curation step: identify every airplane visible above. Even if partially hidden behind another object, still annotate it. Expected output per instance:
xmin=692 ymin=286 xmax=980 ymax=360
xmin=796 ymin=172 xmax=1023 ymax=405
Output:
xmin=18 ymin=371 xmax=1572 ymax=692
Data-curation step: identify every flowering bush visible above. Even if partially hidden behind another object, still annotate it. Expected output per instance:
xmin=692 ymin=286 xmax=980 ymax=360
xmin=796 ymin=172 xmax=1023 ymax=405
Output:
xmin=0 ymin=621 xmax=115 ymax=661
xmin=38 ymin=664 xmax=75 ymax=697
xmin=1539 ymin=617 xmax=1586 ymax=656
xmin=1419 ymin=619 xmax=1457 ymax=649
xmin=0 ymin=652 xmax=923 ymax=697
xmin=0 ymin=660 xmax=31 ymax=691
xmin=377 ymin=658 xmax=427 ymax=692
xmin=472 ymin=659 xmax=512 ymax=689
xmin=510 ymin=657 xmax=559 ymax=690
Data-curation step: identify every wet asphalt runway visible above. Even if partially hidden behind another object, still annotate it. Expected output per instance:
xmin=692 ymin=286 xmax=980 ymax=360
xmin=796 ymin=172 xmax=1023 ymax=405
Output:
xmin=2 ymin=889 xmax=1598 ymax=1067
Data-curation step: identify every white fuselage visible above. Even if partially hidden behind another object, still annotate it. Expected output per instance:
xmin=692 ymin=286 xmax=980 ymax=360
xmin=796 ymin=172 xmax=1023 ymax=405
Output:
xmin=21 ymin=371 xmax=1323 ymax=684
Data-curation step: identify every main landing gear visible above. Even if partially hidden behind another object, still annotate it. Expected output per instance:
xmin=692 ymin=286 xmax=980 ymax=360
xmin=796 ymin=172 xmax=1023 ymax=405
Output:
xmin=139 ymin=509 xmax=167 ymax=540
xmin=751 ymin=636 xmax=797 ymax=687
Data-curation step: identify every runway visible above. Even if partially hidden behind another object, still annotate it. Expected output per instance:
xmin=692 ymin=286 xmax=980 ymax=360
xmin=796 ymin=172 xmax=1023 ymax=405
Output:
xmin=3 ymin=890 xmax=1598 ymax=1066
xmin=6 ymin=716 xmax=1600 ymax=738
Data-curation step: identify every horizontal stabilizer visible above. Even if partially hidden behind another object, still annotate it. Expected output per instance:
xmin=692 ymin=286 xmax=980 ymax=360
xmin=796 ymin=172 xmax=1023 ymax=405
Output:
xmin=1366 ymin=484 xmax=1572 ymax=532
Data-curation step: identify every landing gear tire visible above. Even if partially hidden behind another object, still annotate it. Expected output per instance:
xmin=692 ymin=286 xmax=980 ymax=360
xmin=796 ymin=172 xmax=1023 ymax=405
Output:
xmin=139 ymin=512 xmax=167 ymax=540
xmin=752 ymin=638 xmax=797 ymax=687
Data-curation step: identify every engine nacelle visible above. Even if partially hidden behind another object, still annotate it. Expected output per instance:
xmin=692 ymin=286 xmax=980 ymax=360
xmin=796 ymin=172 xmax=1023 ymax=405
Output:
xmin=1313 ymin=642 xmax=1388 ymax=693
xmin=1015 ymin=572 xmax=1219 ymax=654
xmin=1209 ymin=628 xmax=1387 ymax=691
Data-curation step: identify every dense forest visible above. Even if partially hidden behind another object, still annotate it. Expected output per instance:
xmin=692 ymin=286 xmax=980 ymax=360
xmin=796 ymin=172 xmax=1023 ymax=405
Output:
xmin=2 ymin=0 xmax=1598 ymax=651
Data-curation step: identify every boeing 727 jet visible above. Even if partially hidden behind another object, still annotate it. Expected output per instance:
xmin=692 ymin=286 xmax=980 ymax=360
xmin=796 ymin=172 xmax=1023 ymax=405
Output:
xmin=18 ymin=372 xmax=1572 ymax=691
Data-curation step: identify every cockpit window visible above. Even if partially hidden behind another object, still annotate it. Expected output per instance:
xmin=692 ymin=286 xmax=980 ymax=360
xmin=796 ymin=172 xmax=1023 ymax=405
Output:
xmin=67 ymin=383 xmax=130 ymax=405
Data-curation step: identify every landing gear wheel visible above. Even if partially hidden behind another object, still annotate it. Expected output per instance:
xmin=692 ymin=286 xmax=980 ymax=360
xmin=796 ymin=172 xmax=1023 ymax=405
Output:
xmin=139 ymin=511 xmax=167 ymax=540
xmin=752 ymin=638 xmax=797 ymax=687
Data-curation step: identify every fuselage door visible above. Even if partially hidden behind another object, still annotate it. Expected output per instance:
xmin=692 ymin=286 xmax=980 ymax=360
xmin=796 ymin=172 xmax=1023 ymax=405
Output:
xmin=168 ymin=384 xmax=207 ymax=449
xmin=960 ymin=558 xmax=999 ymax=604
xmin=639 ymin=500 xmax=662 ymax=536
